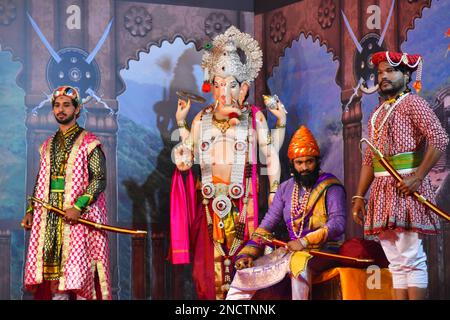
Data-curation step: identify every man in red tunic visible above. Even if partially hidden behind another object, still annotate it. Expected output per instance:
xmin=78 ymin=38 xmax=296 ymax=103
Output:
xmin=352 ymin=51 xmax=449 ymax=300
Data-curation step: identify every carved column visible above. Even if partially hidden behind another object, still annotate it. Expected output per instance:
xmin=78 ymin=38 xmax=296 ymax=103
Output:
xmin=150 ymin=224 xmax=165 ymax=299
xmin=341 ymin=93 xmax=363 ymax=239
xmin=131 ymin=234 xmax=146 ymax=299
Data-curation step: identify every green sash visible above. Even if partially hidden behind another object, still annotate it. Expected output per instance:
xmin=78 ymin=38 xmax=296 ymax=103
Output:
xmin=373 ymin=152 xmax=422 ymax=173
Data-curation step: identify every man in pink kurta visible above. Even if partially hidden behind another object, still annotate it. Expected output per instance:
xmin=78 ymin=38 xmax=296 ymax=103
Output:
xmin=352 ymin=51 xmax=449 ymax=300
xmin=21 ymin=86 xmax=112 ymax=300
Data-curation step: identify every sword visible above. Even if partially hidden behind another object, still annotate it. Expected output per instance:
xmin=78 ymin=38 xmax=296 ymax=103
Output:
xmin=360 ymin=138 xmax=450 ymax=222
xmin=253 ymin=233 xmax=374 ymax=264
xmin=378 ymin=0 xmax=396 ymax=47
xmin=85 ymin=18 xmax=114 ymax=64
xmin=27 ymin=13 xmax=62 ymax=63
xmin=29 ymin=196 xmax=147 ymax=236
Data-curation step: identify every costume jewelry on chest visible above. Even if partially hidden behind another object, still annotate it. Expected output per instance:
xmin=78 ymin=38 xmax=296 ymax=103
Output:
xmin=371 ymin=89 xmax=410 ymax=143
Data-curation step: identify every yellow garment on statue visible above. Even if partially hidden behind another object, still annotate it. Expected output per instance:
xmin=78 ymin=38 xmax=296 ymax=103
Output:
xmin=289 ymin=251 xmax=312 ymax=278
xmin=211 ymin=176 xmax=237 ymax=246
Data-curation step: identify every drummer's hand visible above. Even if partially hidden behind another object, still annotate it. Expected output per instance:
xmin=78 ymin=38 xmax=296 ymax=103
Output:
xmin=235 ymin=256 xmax=254 ymax=270
xmin=287 ymin=239 xmax=305 ymax=251
xmin=176 ymin=98 xmax=191 ymax=122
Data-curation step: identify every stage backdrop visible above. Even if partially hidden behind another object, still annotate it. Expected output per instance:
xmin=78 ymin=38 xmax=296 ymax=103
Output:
xmin=0 ymin=0 xmax=448 ymax=299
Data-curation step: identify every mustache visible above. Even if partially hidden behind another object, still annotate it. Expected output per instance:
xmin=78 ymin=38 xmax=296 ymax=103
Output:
xmin=57 ymin=113 xmax=67 ymax=117
xmin=380 ymin=80 xmax=392 ymax=86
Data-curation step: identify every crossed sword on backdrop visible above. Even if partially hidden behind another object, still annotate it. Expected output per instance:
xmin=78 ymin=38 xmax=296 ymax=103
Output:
xmin=27 ymin=13 xmax=114 ymax=114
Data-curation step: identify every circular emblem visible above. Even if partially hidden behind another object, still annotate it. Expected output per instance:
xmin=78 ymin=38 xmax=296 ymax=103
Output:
xmin=200 ymin=141 xmax=210 ymax=151
xmin=234 ymin=140 xmax=247 ymax=153
xmin=240 ymin=104 xmax=249 ymax=113
xmin=353 ymin=33 xmax=386 ymax=95
xmin=228 ymin=183 xmax=244 ymax=199
xmin=47 ymin=47 xmax=101 ymax=103
xmin=212 ymin=195 xmax=232 ymax=219
xmin=202 ymin=183 xmax=215 ymax=199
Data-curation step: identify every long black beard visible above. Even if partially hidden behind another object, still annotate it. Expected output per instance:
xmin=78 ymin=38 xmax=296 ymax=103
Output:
xmin=291 ymin=164 xmax=321 ymax=189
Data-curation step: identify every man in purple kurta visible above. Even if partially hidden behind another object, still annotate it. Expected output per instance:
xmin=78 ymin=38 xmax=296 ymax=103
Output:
xmin=226 ymin=126 xmax=346 ymax=300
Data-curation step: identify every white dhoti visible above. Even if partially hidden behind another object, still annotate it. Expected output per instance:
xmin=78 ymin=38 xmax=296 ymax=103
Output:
xmin=378 ymin=230 xmax=428 ymax=289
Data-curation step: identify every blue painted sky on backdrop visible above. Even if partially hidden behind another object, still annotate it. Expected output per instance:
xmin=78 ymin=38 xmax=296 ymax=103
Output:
xmin=118 ymin=38 xmax=205 ymax=129
xmin=268 ymin=34 xmax=343 ymax=180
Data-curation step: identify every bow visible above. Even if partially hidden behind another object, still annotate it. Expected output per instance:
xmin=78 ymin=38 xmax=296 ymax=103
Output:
xmin=29 ymin=196 xmax=147 ymax=236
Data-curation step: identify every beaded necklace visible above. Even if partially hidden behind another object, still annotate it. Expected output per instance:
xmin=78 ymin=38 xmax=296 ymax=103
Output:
xmin=290 ymin=182 xmax=311 ymax=239
xmin=371 ymin=90 xmax=410 ymax=142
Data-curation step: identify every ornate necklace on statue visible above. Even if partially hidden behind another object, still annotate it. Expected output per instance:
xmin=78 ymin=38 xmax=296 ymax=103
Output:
xmin=371 ymin=90 xmax=410 ymax=142
xmin=200 ymin=107 xmax=250 ymax=228
xmin=290 ymin=183 xmax=311 ymax=239
xmin=212 ymin=115 xmax=230 ymax=134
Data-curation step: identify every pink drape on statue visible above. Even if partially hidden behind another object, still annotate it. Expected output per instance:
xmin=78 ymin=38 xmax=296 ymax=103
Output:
xmin=169 ymin=169 xmax=191 ymax=264
xmin=186 ymin=170 xmax=196 ymax=229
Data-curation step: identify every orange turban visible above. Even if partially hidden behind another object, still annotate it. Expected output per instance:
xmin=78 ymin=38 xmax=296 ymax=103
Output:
xmin=287 ymin=126 xmax=320 ymax=161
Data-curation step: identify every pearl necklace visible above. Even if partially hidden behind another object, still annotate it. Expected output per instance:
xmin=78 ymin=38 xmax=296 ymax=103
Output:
xmin=371 ymin=91 xmax=410 ymax=142
xmin=290 ymin=183 xmax=311 ymax=239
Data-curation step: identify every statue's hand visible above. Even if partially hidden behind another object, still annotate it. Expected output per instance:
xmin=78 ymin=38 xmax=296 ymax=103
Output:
xmin=267 ymin=99 xmax=287 ymax=124
xmin=175 ymin=98 xmax=191 ymax=122
xmin=173 ymin=143 xmax=193 ymax=171
xmin=238 ymin=82 xmax=250 ymax=106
